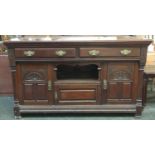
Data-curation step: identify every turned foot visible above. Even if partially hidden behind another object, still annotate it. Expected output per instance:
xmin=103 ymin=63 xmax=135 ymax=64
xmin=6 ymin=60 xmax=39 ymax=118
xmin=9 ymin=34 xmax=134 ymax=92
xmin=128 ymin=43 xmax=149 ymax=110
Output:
xmin=14 ymin=106 xmax=21 ymax=119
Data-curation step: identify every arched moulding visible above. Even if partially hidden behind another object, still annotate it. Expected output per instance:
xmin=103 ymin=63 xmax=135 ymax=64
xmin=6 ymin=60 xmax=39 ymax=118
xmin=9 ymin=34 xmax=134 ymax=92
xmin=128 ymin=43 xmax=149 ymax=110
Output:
xmin=24 ymin=72 xmax=44 ymax=81
xmin=109 ymin=70 xmax=131 ymax=80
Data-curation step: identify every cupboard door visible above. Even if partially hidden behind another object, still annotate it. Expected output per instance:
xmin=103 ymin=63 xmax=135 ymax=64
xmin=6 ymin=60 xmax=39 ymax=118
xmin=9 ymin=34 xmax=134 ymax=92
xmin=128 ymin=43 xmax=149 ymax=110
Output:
xmin=19 ymin=64 xmax=53 ymax=105
xmin=102 ymin=62 xmax=138 ymax=104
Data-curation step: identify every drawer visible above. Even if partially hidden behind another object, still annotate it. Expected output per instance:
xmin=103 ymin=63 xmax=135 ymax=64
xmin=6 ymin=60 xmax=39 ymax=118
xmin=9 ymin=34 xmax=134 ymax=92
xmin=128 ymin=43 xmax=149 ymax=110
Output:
xmin=54 ymin=81 xmax=101 ymax=105
xmin=80 ymin=48 xmax=140 ymax=57
xmin=15 ymin=48 xmax=76 ymax=58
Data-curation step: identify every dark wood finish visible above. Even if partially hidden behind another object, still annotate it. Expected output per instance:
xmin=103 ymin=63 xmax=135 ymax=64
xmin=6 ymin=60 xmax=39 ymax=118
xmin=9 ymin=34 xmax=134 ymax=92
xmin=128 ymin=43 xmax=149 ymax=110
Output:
xmin=80 ymin=48 xmax=140 ymax=57
xmin=15 ymin=48 xmax=76 ymax=58
xmin=104 ymin=62 xmax=137 ymax=104
xmin=20 ymin=63 xmax=50 ymax=105
xmin=4 ymin=40 xmax=152 ymax=118
xmin=143 ymin=73 xmax=148 ymax=105
xmin=54 ymin=80 xmax=101 ymax=105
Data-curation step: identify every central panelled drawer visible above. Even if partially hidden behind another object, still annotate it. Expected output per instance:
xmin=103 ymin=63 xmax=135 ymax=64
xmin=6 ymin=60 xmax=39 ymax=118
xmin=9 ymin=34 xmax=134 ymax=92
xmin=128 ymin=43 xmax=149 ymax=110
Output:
xmin=15 ymin=48 xmax=76 ymax=58
xmin=54 ymin=81 xmax=101 ymax=105
xmin=80 ymin=48 xmax=140 ymax=57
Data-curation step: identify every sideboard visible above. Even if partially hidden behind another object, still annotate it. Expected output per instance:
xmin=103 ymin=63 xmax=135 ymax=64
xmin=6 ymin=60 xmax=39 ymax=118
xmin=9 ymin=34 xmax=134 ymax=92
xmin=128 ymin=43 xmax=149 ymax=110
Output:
xmin=4 ymin=40 xmax=152 ymax=118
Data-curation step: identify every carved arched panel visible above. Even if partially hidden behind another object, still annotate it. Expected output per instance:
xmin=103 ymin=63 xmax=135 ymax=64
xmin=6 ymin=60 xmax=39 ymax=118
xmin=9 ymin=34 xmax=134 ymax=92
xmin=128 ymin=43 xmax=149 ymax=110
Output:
xmin=109 ymin=70 xmax=131 ymax=80
xmin=21 ymin=64 xmax=48 ymax=82
xmin=106 ymin=63 xmax=135 ymax=103
xmin=108 ymin=63 xmax=133 ymax=81
xmin=20 ymin=64 xmax=49 ymax=105
xmin=24 ymin=72 xmax=44 ymax=81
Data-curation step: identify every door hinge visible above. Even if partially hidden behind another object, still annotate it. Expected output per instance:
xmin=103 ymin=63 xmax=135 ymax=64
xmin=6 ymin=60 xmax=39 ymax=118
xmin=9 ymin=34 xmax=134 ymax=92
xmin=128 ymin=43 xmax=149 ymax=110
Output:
xmin=48 ymin=80 xmax=52 ymax=91
xmin=54 ymin=92 xmax=58 ymax=100
xmin=103 ymin=80 xmax=108 ymax=90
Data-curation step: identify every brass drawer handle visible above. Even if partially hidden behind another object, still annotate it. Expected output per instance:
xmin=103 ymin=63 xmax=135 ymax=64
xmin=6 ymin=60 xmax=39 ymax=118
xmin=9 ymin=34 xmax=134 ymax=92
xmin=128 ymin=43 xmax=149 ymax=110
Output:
xmin=55 ymin=50 xmax=66 ymax=57
xmin=24 ymin=50 xmax=35 ymax=57
xmin=120 ymin=49 xmax=132 ymax=56
xmin=88 ymin=50 xmax=100 ymax=56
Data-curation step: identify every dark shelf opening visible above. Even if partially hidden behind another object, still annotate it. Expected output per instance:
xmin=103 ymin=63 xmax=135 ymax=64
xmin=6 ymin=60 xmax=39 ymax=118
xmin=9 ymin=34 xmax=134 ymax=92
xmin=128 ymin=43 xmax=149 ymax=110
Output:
xmin=56 ymin=64 xmax=99 ymax=80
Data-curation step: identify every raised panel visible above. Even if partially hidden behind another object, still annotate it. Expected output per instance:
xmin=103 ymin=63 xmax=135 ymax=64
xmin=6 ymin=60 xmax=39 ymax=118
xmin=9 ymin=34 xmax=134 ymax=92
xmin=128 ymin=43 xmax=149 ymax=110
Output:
xmin=20 ymin=64 xmax=51 ymax=105
xmin=105 ymin=62 xmax=135 ymax=104
xmin=23 ymin=83 xmax=49 ymax=105
xmin=108 ymin=82 xmax=118 ymax=99
xmin=54 ymin=81 xmax=101 ymax=105
xmin=23 ymin=83 xmax=33 ymax=100
xmin=36 ymin=83 xmax=48 ymax=100
xmin=108 ymin=82 xmax=132 ymax=100
xmin=60 ymin=89 xmax=96 ymax=100
xmin=122 ymin=82 xmax=132 ymax=99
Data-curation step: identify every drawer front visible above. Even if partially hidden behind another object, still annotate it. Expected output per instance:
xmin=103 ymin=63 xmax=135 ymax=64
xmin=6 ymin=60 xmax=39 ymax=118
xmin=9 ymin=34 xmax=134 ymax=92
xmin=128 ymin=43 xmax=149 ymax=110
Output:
xmin=54 ymin=82 xmax=101 ymax=105
xmin=15 ymin=48 xmax=76 ymax=58
xmin=80 ymin=48 xmax=140 ymax=57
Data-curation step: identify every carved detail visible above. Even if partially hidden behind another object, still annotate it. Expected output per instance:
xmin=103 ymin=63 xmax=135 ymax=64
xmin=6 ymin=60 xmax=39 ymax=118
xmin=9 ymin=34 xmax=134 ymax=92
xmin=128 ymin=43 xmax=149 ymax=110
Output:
xmin=140 ymin=47 xmax=147 ymax=67
xmin=14 ymin=104 xmax=21 ymax=119
xmin=0 ymin=44 xmax=8 ymax=55
xmin=8 ymin=49 xmax=15 ymax=67
xmin=24 ymin=72 xmax=44 ymax=81
xmin=108 ymin=64 xmax=133 ymax=80
xmin=109 ymin=70 xmax=130 ymax=80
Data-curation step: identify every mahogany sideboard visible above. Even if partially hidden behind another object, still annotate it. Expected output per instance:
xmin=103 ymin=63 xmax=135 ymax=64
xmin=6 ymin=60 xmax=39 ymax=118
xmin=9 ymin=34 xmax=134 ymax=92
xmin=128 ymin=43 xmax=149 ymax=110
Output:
xmin=4 ymin=40 xmax=152 ymax=118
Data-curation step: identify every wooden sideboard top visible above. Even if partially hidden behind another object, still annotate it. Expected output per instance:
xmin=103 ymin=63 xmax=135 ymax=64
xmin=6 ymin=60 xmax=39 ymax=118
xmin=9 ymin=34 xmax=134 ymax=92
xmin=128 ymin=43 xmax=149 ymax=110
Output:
xmin=4 ymin=40 xmax=152 ymax=48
